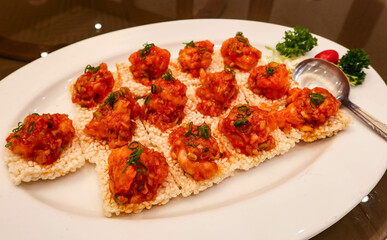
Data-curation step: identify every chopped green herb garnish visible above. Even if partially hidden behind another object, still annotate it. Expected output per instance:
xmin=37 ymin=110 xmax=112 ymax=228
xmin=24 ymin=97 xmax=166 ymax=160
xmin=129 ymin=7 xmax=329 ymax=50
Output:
xmin=144 ymin=95 xmax=152 ymax=105
xmin=184 ymin=139 xmax=200 ymax=147
xmin=184 ymin=41 xmax=195 ymax=48
xmin=236 ymin=32 xmax=243 ymax=36
xmin=237 ymin=105 xmax=252 ymax=116
xmin=224 ymin=65 xmax=235 ymax=78
xmin=151 ymin=84 xmax=162 ymax=94
xmin=197 ymin=125 xmax=210 ymax=139
xmin=84 ymin=64 xmax=100 ymax=73
xmin=27 ymin=122 xmax=35 ymax=134
xmin=308 ymin=92 xmax=326 ymax=108
xmin=139 ymin=43 xmax=154 ymax=59
xmin=12 ymin=122 xmax=24 ymax=133
xmin=233 ymin=118 xmax=249 ymax=128
xmin=162 ymin=69 xmax=174 ymax=81
xmin=100 ymin=91 xmax=120 ymax=108
xmin=31 ymin=113 xmax=39 ymax=116
xmin=113 ymin=194 xmax=123 ymax=205
xmin=119 ymin=87 xmax=129 ymax=98
xmin=122 ymin=142 xmax=147 ymax=176
xmin=265 ymin=65 xmax=280 ymax=77
xmin=202 ymin=147 xmax=209 ymax=153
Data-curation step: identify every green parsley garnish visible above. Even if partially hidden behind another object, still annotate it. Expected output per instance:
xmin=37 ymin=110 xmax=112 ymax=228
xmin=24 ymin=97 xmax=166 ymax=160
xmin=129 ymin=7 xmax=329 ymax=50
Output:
xmin=236 ymin=32 xmax=243 ymax=36
xmin=84 ymin=64 xmax=100 ymax=73
xmin=276 ymin=26 xmax=317 ymax=57
xmin=338 ymin=49 xmax=370 ymax=86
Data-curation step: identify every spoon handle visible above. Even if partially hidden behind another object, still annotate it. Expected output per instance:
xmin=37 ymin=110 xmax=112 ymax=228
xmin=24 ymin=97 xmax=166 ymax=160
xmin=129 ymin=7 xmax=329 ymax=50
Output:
xmin=343 ymin=100 xmax=387 ymax=141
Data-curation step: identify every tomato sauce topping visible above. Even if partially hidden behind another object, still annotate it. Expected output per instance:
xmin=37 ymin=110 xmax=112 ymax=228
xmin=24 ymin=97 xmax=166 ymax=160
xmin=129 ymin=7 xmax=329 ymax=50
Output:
xmin=248 ymin=62 xmax=291 ymax=99
xmin=218 ymin=105 xmax=277 ymax=156
xmin=72 ymin=63 xmax=115 ymax=108
xmin=129 ymin=43 xmax=171 ymax=86
xmin=168 ymin=122 xmax=221 ymax=181
xmin=84 ymin=87 xmax=141 ymax=148
xmin=5 ymin=113 xmax=75 ymax=165
xmin=275 ymin=87 xmax=341 ymax=131
xmin=178 ymin=40 xmax=214 ymax=77
xmin=108 ymin=142 xmax=169 ymax=204
xmin=196 ymin=66 xmax=239 ymax=116
xmin=221 ymin=32 xmax=262 ymax=71
xmin=141 ymin=71 xmax=188 ymax=131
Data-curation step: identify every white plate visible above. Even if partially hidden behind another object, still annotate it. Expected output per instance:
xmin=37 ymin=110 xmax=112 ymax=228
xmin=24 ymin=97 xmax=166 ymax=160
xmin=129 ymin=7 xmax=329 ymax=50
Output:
xmin=0 ymin=19 xmax=386 ymax=240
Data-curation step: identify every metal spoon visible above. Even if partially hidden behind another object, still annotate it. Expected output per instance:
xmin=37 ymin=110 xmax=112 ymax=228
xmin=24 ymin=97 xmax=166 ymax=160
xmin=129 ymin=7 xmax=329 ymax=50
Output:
xmin=292 ymin=58 xmax=387 ymax=141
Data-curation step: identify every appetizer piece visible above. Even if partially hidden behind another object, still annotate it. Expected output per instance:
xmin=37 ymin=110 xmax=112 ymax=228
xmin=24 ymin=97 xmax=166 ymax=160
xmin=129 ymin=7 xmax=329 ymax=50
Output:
xmin=218 ymin=105 xmax=277 ymax=156
xmin=169 ymin=122 xmax=221 ymax=181
xmin=109 ymin=142 xmax=168 ymax=204
xmin=97 ymin=141 xmax=179 ymax=216
xmin=4 ymin=113 xmax=84 ymax=184
xmin=178 ymin=40 xmax=214 ymax=77
xmin=196 ymin=66 xmax=239 ymax=116
xmin=221 ymin=32 xmax=261 ymax=71
xmin=275 ymin=87 xmax=341 ymax=131
xmin=72 ymin=63 xmax=115 ymax=108
xmin=129 ymin=43 xmax=171 ymax=86
xmin=141 ymin=70 xmax=188 ymax=131
xmin=247 ymin=62 xmax=290 ymax=99
xmin=84 ymin=87 xmax=141 ymax=148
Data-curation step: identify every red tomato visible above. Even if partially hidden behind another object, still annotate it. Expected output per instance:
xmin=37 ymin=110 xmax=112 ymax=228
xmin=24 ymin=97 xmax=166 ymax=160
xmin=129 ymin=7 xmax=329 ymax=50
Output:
xmin=314 ymin=50 xmax=339 ymax=64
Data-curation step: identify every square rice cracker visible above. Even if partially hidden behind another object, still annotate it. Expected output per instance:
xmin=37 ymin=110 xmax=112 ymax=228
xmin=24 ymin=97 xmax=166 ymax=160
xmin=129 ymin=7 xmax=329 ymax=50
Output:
xmin=3 ymin=135 xmax=85 ymax=185
xmin=115 ymin=61 xmax=150 ymax=98
xmin=212 ymin=125 xmax=299 ymax=171
xmin=294 ymin=109 xmax=353 ymax=142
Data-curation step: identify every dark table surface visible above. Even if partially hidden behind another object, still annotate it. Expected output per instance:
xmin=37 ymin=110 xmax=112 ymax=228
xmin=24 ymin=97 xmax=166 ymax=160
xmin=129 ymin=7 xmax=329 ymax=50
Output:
xmin=1 ymin=0 xmax=386 ymax=239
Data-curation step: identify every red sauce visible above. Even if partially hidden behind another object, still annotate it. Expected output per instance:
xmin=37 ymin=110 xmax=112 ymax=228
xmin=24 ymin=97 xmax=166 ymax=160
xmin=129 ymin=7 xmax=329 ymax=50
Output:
xmin=275 ymin=87 xmax=341 ymax=130
xmin=218 ymin=105 xmax=277 ymax=156
xmin=129 ymin=43 xmax=171 ymax=86
xmin=141 ymin=75 xmax=188 ymax=131
xmin=108 ymin=143 xmax=169 ymax=204
xmin=248 ymin=62 xmax=290 ymax=99
xmin=5 ymin=113 xmax=75 ymax=165
xmin=196 ymin=68 xmax=239 ymax=116
xmin=221 ymin=33 xmax=262 ymax=71
xmin=84 ymin=87 xmax=141 ymax=148
xmin=72 ymin=63 xmax=114 ymax=108
xmin=178 ymin=40 xmax=214 ymax=77
xmin=168 ymin=124 xmax=220 ymax=181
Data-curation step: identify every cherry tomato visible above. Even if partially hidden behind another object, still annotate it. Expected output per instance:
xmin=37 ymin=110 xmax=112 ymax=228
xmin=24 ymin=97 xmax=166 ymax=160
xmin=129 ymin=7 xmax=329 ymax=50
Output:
xmin=314 ymin=50 xmax=339 ymax=64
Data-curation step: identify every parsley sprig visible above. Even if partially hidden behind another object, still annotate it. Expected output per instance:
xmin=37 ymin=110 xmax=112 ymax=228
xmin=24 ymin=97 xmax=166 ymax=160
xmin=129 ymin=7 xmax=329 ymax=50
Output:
xmin=276 ymin=26 xmax=317 ymax=57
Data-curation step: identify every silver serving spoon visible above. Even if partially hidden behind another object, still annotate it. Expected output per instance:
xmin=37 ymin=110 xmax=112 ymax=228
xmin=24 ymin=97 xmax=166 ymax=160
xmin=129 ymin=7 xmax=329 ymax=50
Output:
xmin=292 ymin=58 xmax=387 ymax=141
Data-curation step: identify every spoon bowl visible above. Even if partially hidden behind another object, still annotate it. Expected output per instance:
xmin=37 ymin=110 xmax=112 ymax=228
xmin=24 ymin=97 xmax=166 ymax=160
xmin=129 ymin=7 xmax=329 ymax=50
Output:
xmin=292 ymin=58 xmax=387 ymax=141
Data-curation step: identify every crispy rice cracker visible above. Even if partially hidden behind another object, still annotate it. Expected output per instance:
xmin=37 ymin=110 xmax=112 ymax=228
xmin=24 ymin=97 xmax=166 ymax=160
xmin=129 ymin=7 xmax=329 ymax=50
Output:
xmin=3 ymin=135 xmax=85 ymax=185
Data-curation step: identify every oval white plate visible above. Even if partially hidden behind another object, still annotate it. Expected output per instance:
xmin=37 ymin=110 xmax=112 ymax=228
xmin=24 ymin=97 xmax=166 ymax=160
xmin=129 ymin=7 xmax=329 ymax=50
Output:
xmin=0 ymin=19 xmax=386 ymax=240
